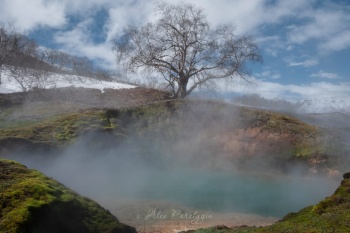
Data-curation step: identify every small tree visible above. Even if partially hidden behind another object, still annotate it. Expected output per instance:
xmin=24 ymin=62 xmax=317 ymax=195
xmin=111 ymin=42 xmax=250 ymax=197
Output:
xmin=71 ymin=56 xmax=94 ymax=77
xmin=113 ymin=2 xmax=262 ymax=98
xmin=42 ymin=49 xmax=71 ymax=71
xmin=0 ymin=24 xmax=23 ymax=85
xmin=6 ymin=38 xmax=55 ymax=92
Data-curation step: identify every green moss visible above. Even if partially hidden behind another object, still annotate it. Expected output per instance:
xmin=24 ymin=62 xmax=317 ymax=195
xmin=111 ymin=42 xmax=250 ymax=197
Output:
xmin=0 ymin=158 xmax=135 ymax=233
xmin=239 ymin=107 xmax=319 ymax=135
xmin=238 ymin=107 xmax=330 ymax=162
xmin=0 ymin=99 xmax=324 ymax=153
xmin=0 ymin=110 xmax=114 ymax=148
xmin=104 ymin=100 xmax=329 ymax=163
xmin=0 ymin=99 xmax=337 ymax=171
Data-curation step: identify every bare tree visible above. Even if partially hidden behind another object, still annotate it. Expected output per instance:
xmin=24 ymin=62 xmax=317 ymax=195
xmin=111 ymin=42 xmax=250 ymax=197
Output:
xmin=5 ymin=36 xmax=55 ymax=92
xmin=71 ymin=56 xmax=94 ymax=77
xmin=1 ymin=25 xmax=109 ymax=91
xmin=113 ymin=2 xmax=262 ymax=98
xmin=7 ymin=65 xmax=38 ymax=92
xmin=39 ymin=49 xmax=93 ymax=76
xmin=6 ymin=63 xmax=55 ymax=93
xmin=0 ymin=24 xmax=23 ymax=85
xmin=42 ymin=49 xmax=71 ymax=70
xmin=94 ymin=69 xmax=112 ymax=81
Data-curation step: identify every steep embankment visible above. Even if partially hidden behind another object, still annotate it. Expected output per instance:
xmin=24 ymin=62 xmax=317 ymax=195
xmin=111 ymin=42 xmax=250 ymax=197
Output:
xmin=0 ymin=86 xmax=168 ymax=151
xmin=187 ymin=175 xmax=350 ymax=233
xmin=102 ymin=100 xmax=342 ymax=174
xmin=0 ymin=158 xmax=136 ymax=233
xmin=0 ymin=96 xmax=343 ymax=174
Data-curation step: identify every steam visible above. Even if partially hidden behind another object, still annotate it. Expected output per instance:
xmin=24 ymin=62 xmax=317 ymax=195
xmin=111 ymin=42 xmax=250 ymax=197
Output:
xmin=2 ymin=97 xmax=347 ymax=229
xmin=5 ymin=102 xmax=341 ymax=219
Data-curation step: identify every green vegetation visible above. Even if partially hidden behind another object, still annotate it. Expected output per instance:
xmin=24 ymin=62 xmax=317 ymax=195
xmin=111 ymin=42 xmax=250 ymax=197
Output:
xmin=186 ymin=178 xmax=350 ymax=233
xmin=0 ymin=99 xmax=340 ymax=172
xmin=239 ymin=107 xmax=318 ymax=136
xmin=120 ymin=100 xmax=326 ymax=158
xmin=240 ymin=107 xmax=320 ymax=150
xmin=0 ymin=110 xmax=114 ymax=148
xmin=0 ymin=158 xmax=136 ymax=233
xmin=0 ymin=95 xmax=347 ymax=232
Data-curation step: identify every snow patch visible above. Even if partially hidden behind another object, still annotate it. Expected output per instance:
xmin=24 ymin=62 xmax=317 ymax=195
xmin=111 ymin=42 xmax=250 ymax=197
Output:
xmin=0 ymin=70 xmax=136 ymax=94
xmin=297 ymin=96 xmax=350 ymax=114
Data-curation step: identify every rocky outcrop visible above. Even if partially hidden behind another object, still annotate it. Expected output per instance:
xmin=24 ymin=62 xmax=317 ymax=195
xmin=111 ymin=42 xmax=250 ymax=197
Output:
xmin=0 ymin=159 xmax=136 ymax=233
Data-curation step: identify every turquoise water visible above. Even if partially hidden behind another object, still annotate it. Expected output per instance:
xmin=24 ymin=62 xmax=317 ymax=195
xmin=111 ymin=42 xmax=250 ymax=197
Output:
xmin=9 ymin=150 xmax=340 ymax=218
xmin=116 ymin=169 xmax=339 ymax=217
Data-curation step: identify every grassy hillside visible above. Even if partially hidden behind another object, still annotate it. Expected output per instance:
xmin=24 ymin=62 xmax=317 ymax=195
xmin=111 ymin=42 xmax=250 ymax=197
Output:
xmin=0 ymin=91 xmax=347 ymax=232
xmin=0 ymin=158 xmax=136 ymax=233
xmin=0 ymin=99 xmax=318 ymax=149
xmin=0 ymin=98 xmax=342 ymax=173
xmin=187 ymin=177 xmax=350 ymax=233
xmin=0 ymin=109 xmax=112 ymax=146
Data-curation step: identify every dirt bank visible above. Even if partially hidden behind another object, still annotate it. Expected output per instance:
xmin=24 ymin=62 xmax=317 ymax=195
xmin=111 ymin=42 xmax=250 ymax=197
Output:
xmin=98 ymin=199 xmax=278 ymax=233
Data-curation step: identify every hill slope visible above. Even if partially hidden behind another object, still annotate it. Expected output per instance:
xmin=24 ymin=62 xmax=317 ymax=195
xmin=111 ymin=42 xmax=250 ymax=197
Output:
xmin=0 ymin=98 xmax=343 ymax=174
xmin=0 ymin=158 xmax=136 ymax=233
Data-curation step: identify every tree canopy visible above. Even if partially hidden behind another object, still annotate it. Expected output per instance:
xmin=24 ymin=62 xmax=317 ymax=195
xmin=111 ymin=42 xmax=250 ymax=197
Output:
xmin=113 ymin=2 xmax=262 ymax=98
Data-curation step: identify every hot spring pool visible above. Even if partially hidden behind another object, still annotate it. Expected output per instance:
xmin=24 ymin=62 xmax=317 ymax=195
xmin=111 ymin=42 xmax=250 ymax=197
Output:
xmin=9 ymin=151 xmax=340 ymax=219
xmin=109 ymin=168 xmax=339 ymax=218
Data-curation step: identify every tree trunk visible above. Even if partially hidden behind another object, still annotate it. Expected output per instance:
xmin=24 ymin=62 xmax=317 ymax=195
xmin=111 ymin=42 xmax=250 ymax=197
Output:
xmin=0 ymin=65 xmax=2 ymax=85
xmin=177 ymin=78 xmax=188 ymax=98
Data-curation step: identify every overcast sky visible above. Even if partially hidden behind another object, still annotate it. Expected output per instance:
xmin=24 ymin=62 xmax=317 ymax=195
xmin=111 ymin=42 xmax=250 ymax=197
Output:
xmin=0 ymin=0 xmax=349 ymax=101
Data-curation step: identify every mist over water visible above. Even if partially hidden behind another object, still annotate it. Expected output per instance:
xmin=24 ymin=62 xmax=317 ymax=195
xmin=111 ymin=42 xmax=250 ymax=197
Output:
xmin=3 ymin=98 xmax=346 ymax=225
xmin=7 ymin=132 xmax=339 ymax=219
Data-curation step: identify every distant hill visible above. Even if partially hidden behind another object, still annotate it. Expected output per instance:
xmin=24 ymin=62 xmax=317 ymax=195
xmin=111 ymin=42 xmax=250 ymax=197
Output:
xmin=4 ymin=51 xmax=59 ymax=73
xmin=297 ymin=96 xmax=350 ymax=114
xmin=231 ymin=94 xmax=350 ymax=115
xmin=0 ymin=158 xmax=136 ymax=233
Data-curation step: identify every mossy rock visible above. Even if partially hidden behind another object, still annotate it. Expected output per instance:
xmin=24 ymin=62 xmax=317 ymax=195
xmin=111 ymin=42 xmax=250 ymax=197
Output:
xmin=0 ymin=158 xmax=136 ymax=233
xmin=343 ymin=172 xmax=350 ymax=179
xmin=0 ymin=109 xmax=114 ymax=151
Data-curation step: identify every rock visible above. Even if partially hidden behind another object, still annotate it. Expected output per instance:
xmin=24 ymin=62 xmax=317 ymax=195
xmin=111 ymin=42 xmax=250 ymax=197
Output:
xmin=343 ymin=172 xmax=350 ymax=179
xmin=0 ymin=159 xmax=136 ymax=233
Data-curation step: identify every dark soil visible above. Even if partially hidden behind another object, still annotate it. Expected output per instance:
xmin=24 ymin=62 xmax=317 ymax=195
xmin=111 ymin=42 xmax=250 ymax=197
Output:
xmin=0 ymin=86 xmax=170 ymax=109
